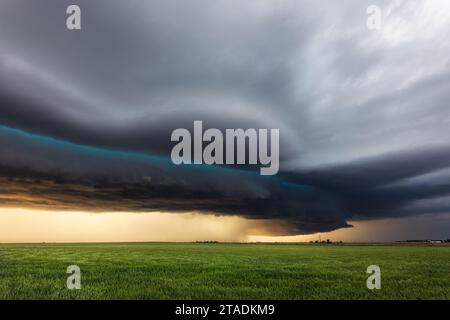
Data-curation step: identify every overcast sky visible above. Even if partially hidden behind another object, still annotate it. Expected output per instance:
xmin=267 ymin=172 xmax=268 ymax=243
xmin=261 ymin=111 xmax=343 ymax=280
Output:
xmin=1 ymin=0 xmax=450 ymax=238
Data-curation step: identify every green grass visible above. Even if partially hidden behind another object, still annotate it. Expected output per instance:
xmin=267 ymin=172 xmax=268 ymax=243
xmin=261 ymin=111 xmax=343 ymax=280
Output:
xmin=0 ymin=242 xmax=449 ymax=299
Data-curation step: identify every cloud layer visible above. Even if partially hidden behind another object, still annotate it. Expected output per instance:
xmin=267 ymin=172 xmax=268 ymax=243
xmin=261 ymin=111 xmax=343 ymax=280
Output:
xmin=1 ymin=0 xmax=450 ymax=235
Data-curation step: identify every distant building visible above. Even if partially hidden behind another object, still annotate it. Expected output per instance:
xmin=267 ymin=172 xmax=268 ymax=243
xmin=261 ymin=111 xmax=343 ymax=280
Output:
xmin=402 ymin=239 xmax=446 ymax=243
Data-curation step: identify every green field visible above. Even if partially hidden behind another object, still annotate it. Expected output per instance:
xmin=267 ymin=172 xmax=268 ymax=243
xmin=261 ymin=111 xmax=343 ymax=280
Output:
xmin=0 ymin=242 xmax=449 ymax=299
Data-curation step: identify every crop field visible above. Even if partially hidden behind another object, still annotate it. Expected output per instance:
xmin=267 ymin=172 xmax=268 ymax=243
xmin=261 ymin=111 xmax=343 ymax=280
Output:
xmin=0 ymin=242 xmax=449 ymax=299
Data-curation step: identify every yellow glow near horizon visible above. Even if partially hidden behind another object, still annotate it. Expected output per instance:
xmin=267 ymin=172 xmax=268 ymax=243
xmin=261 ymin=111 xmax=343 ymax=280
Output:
xmin=0 ymin=207 xmax=363 ymax=243
xmin=1 ymin=207 xmax=448 ymax=243
xmin=0 ymin=208 xmax=254 ymax=243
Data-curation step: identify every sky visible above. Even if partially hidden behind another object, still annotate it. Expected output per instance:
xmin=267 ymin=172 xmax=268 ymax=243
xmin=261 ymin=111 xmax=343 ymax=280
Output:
xmin=1 ymin=0 xmax=450 ymax=242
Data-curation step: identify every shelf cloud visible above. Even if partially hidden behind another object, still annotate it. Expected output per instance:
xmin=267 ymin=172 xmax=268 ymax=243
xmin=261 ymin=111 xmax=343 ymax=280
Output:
xmin=1 ymin=0 xmax=450 ymax=235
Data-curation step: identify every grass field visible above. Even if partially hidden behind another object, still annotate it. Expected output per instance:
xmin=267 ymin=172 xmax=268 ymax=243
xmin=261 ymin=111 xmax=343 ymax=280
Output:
xmin=0 ymin=242 xmax=449 ymax=299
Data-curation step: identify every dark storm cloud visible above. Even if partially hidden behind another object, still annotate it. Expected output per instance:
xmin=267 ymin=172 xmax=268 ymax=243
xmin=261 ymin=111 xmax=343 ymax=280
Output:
xmin=1 ymin=0 xmax=450 ymax=235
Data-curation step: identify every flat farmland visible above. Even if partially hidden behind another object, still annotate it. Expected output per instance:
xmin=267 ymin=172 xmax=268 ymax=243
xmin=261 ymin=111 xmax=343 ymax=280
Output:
xmin=0 ymin=243 xmax=449 ymax=299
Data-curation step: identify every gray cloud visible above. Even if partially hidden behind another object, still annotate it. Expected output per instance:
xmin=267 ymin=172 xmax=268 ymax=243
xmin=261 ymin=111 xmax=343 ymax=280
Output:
xmin=1 ymin=0 xmax=450 ymax=235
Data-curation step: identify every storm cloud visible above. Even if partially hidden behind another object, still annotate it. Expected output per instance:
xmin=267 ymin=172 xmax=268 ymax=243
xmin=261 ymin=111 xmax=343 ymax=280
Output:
xmin=1 ymin=0 xmax=450 ymax=235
